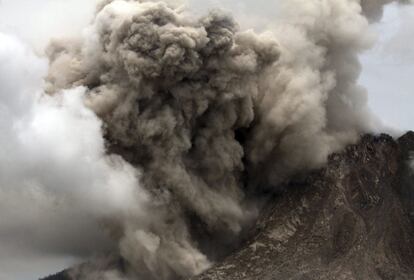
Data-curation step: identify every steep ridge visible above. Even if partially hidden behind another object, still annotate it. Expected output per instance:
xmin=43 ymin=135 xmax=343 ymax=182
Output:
xmin=42 ymin=132 xmax=414 ymax=280
xmin=193 ymin=133 xmax=414 ymax=280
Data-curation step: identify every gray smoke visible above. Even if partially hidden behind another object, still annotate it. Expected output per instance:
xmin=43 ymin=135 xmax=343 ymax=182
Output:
xmin=362 ymin=0 xmax=412 ymax=21
xmin=242 ymin=0 xmax=410 ymax=187
xmin=1 ymin=0 xmax=411 ymax=279
xmin=47 ymin=1 xmax=279 ymax=278
xmin=244 ymin=0 xmax=381 ymax=187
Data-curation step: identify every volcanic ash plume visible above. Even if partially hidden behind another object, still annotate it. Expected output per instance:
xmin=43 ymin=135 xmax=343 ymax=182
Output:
xmin=47 ymin=1 xmax=279 ymax=279
xmin=32 ymin=0 xmax=408 ymax=279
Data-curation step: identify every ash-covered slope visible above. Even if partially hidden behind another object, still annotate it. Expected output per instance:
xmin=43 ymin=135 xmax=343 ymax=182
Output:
xmin=43 ymin=132 xmax=414 ymax=280
xmin=193 ymin=133 xmax=414 ymax=280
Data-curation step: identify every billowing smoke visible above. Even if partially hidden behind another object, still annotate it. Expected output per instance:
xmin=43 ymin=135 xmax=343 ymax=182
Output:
xmin=46 ymin=1 xmax=279 ymax=278
xmin=0 ymin=0 xmax=411 ymax=279
xmin=244 ymin=0 xmax=411 ymax=186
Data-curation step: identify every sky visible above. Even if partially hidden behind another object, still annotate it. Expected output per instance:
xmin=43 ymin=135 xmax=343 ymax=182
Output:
xmin=359 ymin=3 xmax=414 ymax=132
xmin=0 ymin=1 xmax=413 ymax=279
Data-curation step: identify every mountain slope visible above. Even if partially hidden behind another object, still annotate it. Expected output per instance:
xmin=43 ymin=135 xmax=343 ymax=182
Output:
xmin=193 ymin=133 xmax=414 ymax=280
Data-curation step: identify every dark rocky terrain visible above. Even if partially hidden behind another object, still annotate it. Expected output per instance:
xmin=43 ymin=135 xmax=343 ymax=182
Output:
xmin=42 ymin=132 xmax=414 ymax=280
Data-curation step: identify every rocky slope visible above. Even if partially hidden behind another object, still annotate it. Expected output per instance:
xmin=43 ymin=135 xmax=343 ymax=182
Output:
xmin=42 ymin=133 xmax=414 ymax=280
xmin=193 ymin=133 xmax=414 ymax=280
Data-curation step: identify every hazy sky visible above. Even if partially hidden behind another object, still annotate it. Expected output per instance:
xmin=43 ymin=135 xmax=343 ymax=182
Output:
xmin=0 ymin=1 xmax=413 ymax=279
xmin=360 ymin=3 xmax=414 ymax=132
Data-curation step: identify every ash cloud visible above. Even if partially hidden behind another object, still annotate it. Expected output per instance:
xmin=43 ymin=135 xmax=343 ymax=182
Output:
xmin=1 ymin=0 xmax=412 ymax=279
xmin=47 ymin=1 xmax=279 ymax=278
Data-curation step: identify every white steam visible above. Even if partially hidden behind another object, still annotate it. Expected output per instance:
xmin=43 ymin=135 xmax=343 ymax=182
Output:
xmin=0 ymin=32 xmax=147 ymax=279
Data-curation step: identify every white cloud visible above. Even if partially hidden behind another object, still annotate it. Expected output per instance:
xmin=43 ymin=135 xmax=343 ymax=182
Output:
xmin=0 ymin=32 xmax=147 ymax=279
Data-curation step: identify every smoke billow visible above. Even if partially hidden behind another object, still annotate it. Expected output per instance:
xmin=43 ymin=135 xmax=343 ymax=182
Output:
xmin=0 ymin=0 xmax=411 ymax=279
xmin=245 ymin=0 xmax=380 ymax=187
xmin=243 ymin=0 xmax=411 ymax=187
xmin=47 ymin=1 xmax=279 ymax=278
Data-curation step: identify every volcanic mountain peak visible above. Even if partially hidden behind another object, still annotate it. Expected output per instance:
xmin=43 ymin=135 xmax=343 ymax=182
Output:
xmin=193 ymin=133 xmax=414 ymax=280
